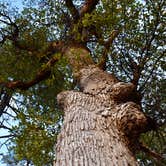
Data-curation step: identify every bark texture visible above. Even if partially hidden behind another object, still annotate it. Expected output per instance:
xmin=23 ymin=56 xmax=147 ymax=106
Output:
xmin=55 ymin=64 xmax=149 ymax=166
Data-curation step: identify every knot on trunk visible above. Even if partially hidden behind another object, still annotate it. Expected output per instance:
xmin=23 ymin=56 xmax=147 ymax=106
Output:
xmin=79 ymin=65 xmax=119 ymax=95
xmin=78 ymin=66 xmax=140 ymax=103
xmin=57 ymin=91 xmax=71 ymax=110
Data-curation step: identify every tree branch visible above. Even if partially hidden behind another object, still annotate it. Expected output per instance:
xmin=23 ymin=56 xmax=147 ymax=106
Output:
xmin=0 ymin=12 xmax=19 ymax=45
xmin=65 ymin=0 xmax=79 ymax=22
xmin=0 ymin=56 xmax=60 ymax=90
xmin=139 ymin=53 xmax=165 ymax=92
xmin=137 ymin=6 xmax=161 ymax=84
xmin=0 ymin=89 xmax=12 ymax=117
xmin=140 ymin=142 xmax=165 ymax=162
xmin=0 ymin=125 xmax=12 ymax=131
xmin=98 ymin=30 xmax=119 ymax=70
xmin=79 ymin=0 xmax=99 ymax=17
xmin=0 ymin=134 xmax=15 ymax=139
xmin=115 ymin=44 xmax=133 ymax=79
xmin=119 ymin=58 xmax=132 ymax=80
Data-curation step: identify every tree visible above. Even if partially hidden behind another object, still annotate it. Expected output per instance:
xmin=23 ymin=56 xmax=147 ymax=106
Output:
xmin=0 ymin=0 xmax=165 ymax=165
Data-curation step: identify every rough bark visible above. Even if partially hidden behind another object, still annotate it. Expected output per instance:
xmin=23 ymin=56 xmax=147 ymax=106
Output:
xmin=54 ymin=46 xmax=149 ymax=166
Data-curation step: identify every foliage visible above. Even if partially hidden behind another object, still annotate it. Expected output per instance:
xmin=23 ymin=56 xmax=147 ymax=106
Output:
xmin=0 ymin=0 xmax=165 ymax=165
xmin=137 ymin=127 xmax=166 ymax=166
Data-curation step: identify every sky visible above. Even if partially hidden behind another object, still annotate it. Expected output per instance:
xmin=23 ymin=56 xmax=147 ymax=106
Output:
xmin=0 ymin=0 xmax=24 ymax=12
xmin=2 ymin=0 xmax=23 ymax=7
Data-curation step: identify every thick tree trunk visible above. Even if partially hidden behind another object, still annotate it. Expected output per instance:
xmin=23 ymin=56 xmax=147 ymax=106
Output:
xmin=54 ymin=46 xmax=149 ymax=166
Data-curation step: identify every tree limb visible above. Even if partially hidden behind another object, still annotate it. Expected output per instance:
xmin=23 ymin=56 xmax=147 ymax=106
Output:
xmin=79 ymin=0 xmax=99 ymax=17
xmin=0 ymin=89 xmax=12 ymax=117
xmin=65 ymin=0 xmax=79 ymax=22
xmin=136 ymin=5 xmax=161 ymax=86
xmin=0 ymin=12 xmax=19 ymax=45
xmin=0 ymin=125 xmax=12 ymax=131
xmin=98 ymin=30 xmax=119 ymax=70
xmin=115 ymin=44 xmax=133 ymax=77
xmin=0 ymin=134 xmax=16 ymax=139
xmin=140 ymin=142 xmax=165 ymax=162
xmin=139 ymin=53 xmax=165 ymax=92
xmin=0 ymin=56 xmax=60 ymax=90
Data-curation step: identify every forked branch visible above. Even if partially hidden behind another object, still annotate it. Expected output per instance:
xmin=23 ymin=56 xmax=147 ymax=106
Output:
xmin=65 ymin=0 xmax=79 ymax=22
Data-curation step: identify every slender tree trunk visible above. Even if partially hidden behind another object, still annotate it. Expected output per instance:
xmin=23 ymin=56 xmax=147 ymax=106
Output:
xmin=54 ymin=45 xmax=149 ymax=166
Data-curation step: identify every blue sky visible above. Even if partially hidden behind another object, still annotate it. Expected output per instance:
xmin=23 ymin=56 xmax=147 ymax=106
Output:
xmin=0 ymin=0 xmax=24 ymax=10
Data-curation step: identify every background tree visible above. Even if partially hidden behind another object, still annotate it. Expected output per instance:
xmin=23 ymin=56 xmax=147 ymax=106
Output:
xmin=0 ymin=0 xmax=165 ymax=165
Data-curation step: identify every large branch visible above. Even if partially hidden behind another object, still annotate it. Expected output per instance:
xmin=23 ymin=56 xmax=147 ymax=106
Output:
xmin=65 ymin=0 xmax=79 ymax=22
xmin=79 ymin=0 xmax=99 ymax=17
xmin=0 ymin=56 xmax=60 ymax=90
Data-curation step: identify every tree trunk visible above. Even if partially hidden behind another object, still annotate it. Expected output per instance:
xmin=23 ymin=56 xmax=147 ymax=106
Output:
xmin=54 ymin=45 xmax=149 ymax=166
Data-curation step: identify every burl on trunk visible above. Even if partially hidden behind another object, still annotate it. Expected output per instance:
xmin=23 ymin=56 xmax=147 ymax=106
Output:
xmin=54 ymin=46 xmax=149 ymax=166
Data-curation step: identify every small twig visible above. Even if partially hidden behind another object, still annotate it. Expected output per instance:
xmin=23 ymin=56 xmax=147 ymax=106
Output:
xmin=116 ymin=45 xmax=133 ymax=80
xmin=3 ymin=110 xmax=16 ymax=118
xmin=0 ymin=134 xmax=16 ymax=139
xmin=0 ymin=125 xmax=12 ymax=131
xmin=139 ymin=53 xmax=165 ymax=92
xmin=0 ymin=137 xmax=11 ymax=149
